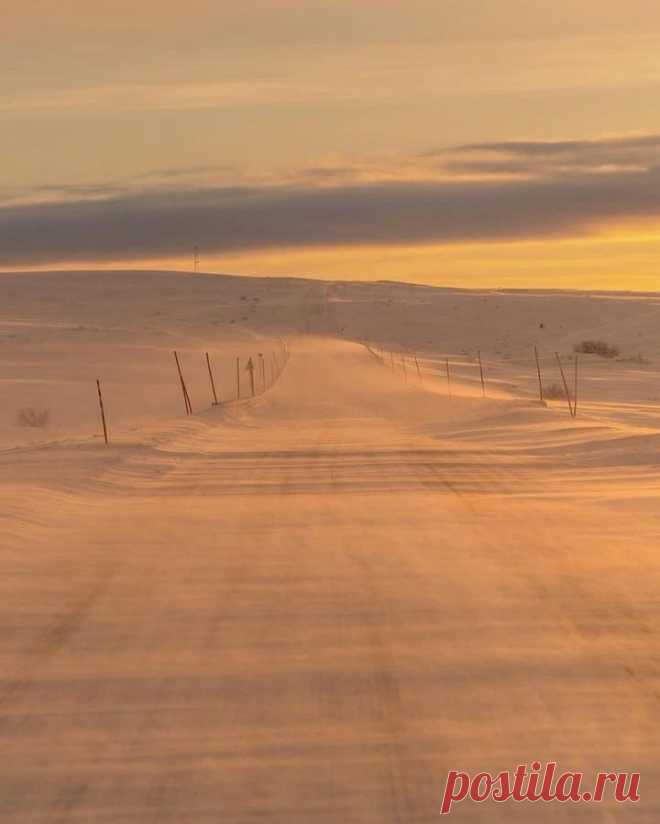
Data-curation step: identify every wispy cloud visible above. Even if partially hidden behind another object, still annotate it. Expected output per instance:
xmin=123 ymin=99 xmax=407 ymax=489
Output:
xmin=0 ymin=166 xmax=240 ymax=208
xmin=426 ymin=134 xmax=660 ymax=177
xmin=0 ymin=79 xmax=372 ymax=116
xmin=448 ymin=135 xmax=660 ymax=155
xmin=135 ymin=165 xmax=234 ymax=181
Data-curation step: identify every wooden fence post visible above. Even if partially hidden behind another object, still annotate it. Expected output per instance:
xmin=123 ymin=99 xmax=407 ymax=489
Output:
xmin=96 ymin=379 xmax=109 ymax=445
xmin=173 ymin=351 xmax=192 ymax=415
xmin=555 ymin=352 xmax=574 ymax=418
xmin=246 ymin=357 xmax=255 ymax=397
xmin=573 ymin=355 xmax=579 ymax=418
xmin=205 ymin=352 xmax=219 ymax=405
xmin=534 ymin=346 xmax=544 ymax=404
xmin=477 ymin=350 xmax=486 ymax=398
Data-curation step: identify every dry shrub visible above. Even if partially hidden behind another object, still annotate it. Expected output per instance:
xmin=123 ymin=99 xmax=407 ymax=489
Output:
xmin=618 ymin=353 xmax=650 ymax=365
xmin=17 ymin=407 xmax=50 ymax=428
xmin=543 ymin=383 xmax=567 ymax=400
xmin=574 ymin=340 xmax=620 ymax=359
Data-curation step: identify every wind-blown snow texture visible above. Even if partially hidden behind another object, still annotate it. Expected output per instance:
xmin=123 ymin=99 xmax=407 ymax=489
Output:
xmin=1 ymin=271 xmax=660 ymax=821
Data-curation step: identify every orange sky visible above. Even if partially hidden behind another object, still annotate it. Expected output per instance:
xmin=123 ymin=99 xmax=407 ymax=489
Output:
xmin=3 ymin=1 xmax=660 ymax=288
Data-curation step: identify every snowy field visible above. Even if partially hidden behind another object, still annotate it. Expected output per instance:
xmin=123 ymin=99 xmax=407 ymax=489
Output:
xmin=1 ymin=270 xmax=660 ymax=821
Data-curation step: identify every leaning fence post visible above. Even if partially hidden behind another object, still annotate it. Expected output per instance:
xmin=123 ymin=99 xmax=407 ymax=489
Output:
xmin=414 ymin=354 xmax=422 ymax=380
xmin=205 ymin=352 xmax=219 ymax=405
xmin=96 ymin=379 xmax=109 ymax=445
xmin=555 ymin=352 xmax=574 ymax=418
xmin=477 ymin=350 xmax=486 ymax=398
xmin=173 ymin=351 xmax=192 ymax=415
xmin=534 ymin=346 xmax=544 ymax=404
xmin=246 ymin=357 xmax=256 ymax=397
xmin=573 ymin=355 xmax=579 ymax=418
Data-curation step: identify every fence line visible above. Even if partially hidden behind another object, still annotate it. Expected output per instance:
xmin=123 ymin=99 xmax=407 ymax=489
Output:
xmin=87 ymin=339 xmax=291 ymax=445
xmin=363 ymin=341 xmax=585 ymax=418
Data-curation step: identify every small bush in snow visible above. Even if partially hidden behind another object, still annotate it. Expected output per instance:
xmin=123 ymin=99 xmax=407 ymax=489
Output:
xmin=543 ymin=383 xmax=567 ymax=400
xmin=574 ymin=340 xmax=620 ymax=359
xmin=17 ymin=407 xmax=50 ymax=428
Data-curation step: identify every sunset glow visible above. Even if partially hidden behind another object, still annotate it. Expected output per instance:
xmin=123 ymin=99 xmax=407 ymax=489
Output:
xmin=3 ymin=1 xmax=660 ymax=287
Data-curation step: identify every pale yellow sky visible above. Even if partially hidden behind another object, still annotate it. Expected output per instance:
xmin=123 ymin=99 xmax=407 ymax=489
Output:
xmin=3 ymin=1 xmax=660 ymax=288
